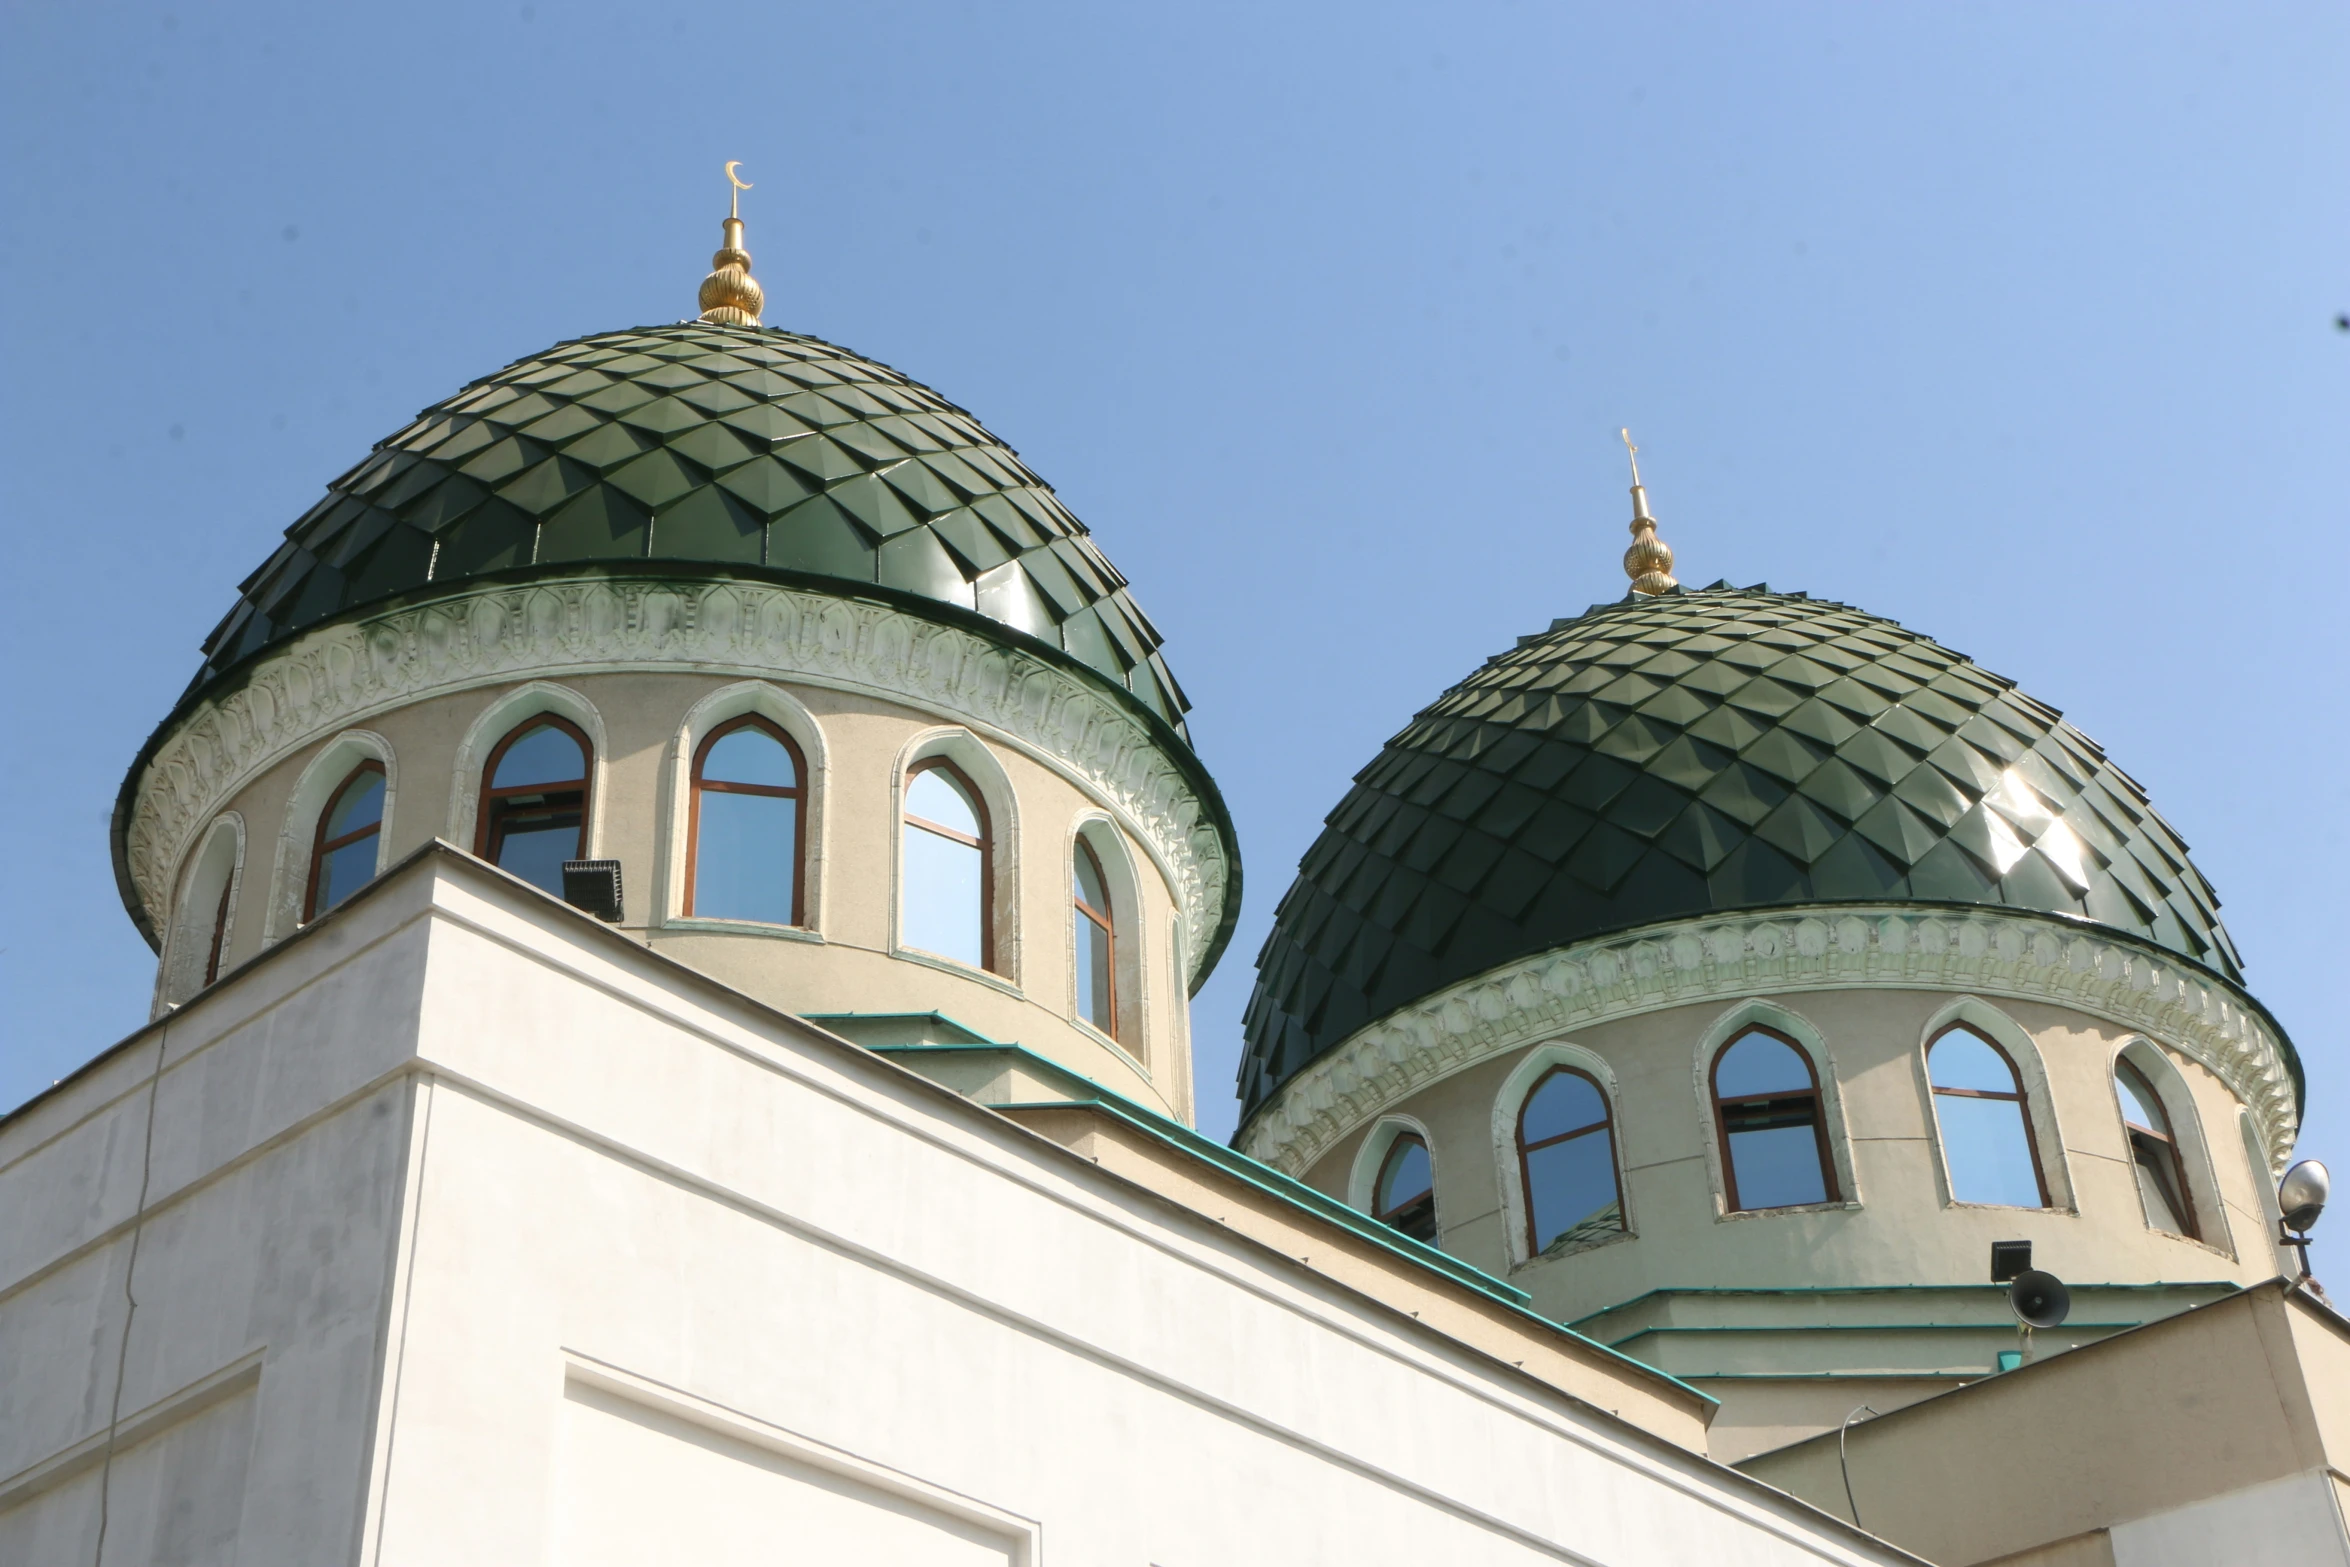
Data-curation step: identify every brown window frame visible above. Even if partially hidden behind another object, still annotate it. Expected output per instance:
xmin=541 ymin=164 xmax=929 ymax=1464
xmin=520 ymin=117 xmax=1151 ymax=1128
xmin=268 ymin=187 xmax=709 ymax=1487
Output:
xmin=902 ymin=757 xmax=995 ymax=974
xmin=474 ymin=715 xmax=594 ymax=877
xmin=303 ymin=760 xmax=387 ymax=924
xmin=1516 ymin=1065 xmax=1622 ymax=1256
xmin=684 ymin=715 xmax=808 ymax=926
xmin=1710 ymin=1026 xmax=1842 ymax=1212
xmin=1372 ymin=1131 xmax=1438 ymax=1243
xmin=1073 ymin=836 xmax=1117 ymax=1040
xmin=2115 ymin=1055 xmax=2200 ymax=1241
xmin=201 ymin=872 xmax=236 ymax=987
xmin=1926 ymin=1024 xmax=2052 ymax=1208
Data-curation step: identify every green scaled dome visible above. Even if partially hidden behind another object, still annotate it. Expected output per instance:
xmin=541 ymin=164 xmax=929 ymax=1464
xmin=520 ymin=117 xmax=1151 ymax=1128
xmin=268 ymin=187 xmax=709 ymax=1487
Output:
xmin=1239 ymin=584 xmax=2243 ymax=1120
xmin=194 ymin=321 xmax=1190 ymax=734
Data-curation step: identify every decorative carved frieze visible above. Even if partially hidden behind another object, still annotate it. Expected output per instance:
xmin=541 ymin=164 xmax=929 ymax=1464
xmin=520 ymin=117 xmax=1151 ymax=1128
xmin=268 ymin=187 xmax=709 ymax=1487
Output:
xmin=127 ymin=578 xmax=1231 ymax=978
xmin=1235 ymin=904 xmax=2299 ymax=1179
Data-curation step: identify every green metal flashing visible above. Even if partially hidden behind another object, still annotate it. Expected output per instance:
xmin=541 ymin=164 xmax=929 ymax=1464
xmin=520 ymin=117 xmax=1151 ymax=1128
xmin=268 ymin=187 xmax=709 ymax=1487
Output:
xmin=1243 ymin=584 xmax=2293 ymax=1122
xmin=1600 ymin=1321 xmax=2141 ymax=1344
xmin=1571 ymin=1279 xmax=2239 ymax=1327
xmin=864 ymin=1034 xmax=1714 ymax=1407
xmin=802 ymin=1010 xmax=1002 ymax=1047
xmin=1676 ymin=1372 xmax=1981 ymax=1383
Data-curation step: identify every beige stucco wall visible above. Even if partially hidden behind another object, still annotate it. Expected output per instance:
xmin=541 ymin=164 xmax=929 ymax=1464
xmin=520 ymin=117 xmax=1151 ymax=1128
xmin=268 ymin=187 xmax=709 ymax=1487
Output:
xmin=1304 ymin=986 xmax=2284 ymax=1327
xmin=151 ymin=666 xmax=1196 ymax=1122
xmin=1737 ymin=1281 xmax=2350 ymax=1566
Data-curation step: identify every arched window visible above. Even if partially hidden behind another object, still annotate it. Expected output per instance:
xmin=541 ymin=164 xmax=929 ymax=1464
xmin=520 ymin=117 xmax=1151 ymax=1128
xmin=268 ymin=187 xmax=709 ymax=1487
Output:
xmin=305 ymin=762 xmax=386 ymax=922
xmin=476 ymin=717 xmax=591 ymax=897
xmin=687 ymin=717 xmax=804 ymax=926
xmin=166 ymin=819 xmax=244 ymax=1004
xmin=1373 ymin=1133 xmax=1438 ymax=1244
xmin=1518 ymin=1067 xmax=1624 ymax=1256
xmin=902 ymin=760 xmax=991 ymax=971
xmin=2115 ymin=1056 xmax=2198 ymax=1239
xmin=1928 ymin=1027 xmax=2049 ymax=1207
xmin=1712 ymin=1029 xmax=1839 ymax=1211
xmin=202 ymin=875 xmax=236 ymax=987
xmin=1073 ymin=839 xmax=1116 ymax=1037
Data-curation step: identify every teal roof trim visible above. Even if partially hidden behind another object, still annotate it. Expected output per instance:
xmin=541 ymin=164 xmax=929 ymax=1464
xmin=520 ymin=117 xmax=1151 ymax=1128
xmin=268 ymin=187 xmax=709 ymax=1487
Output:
xmin=1242 ymin=585 xmax=2277 ymax=1123
xmin=868 ymin=1039 xmax=1714 ymax=1407
xmin=1570 ymin=1280 xmax=2240 ymax=1332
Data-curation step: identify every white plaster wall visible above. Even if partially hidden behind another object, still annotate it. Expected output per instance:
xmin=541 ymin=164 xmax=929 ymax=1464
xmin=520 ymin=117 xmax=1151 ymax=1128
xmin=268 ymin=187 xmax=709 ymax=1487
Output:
xmin=0 ymin=873 xmax=433 ymax=1567
xmin=6 ymin=853 xmax=1913 ymax=1567
xmin=2107 ymin=1470 xmax=2350 ymax=1567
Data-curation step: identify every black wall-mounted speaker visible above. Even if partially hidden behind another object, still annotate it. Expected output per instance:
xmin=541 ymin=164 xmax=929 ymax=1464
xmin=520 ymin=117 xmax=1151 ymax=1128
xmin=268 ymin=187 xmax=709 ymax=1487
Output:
xmin=2008 ymin=1269 xmax=2071 ymax=1331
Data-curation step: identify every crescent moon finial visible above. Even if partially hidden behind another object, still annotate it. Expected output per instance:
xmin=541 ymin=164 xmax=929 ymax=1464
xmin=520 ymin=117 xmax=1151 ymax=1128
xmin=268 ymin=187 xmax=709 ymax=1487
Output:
xmin=701 ymin=162 xmax=765 ymax=326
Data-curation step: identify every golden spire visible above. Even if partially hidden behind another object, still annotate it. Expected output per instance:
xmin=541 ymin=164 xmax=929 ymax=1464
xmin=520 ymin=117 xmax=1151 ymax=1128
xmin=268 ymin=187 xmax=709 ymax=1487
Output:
xmin=1618 ymin=428 xmax=1678 ymax=595
xmin=698 ymin=161 xmax=765 ymax=327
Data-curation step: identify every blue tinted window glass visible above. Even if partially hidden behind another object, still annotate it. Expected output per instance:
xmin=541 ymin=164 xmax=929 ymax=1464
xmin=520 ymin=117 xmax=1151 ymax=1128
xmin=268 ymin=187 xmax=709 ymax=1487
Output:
xmin=492 ymin=723 xmax=586 ymax=788
xmin=1938 ymin=1093 xmax=2043 ymax=1206
xmin=1522 ymin=1070 xmax=1607 ymax=1144
xmin=903 ymin=821 xmax=983 ymax=966
xmin=314 ymin=834 xmax=379 ymax=915
xmin=1077 ymin=912 xmax=1113 ymax=1031
xmin=1527 ymin=1129 xmax=1622 ymax=1255
xmin=2115 ymin=1065 xmax=2170 ymax=1134
xmin=703 ymin=726 xmax=795 ymax=788
xmin=1930 ymin=1031 xmax=2020 ymax=1094
xmin=323 ymin=770 xmax=384 ymax=839
xmin=1726 ymin=1124 xmax=1830 ymax=1209
xmin=694 ymin=791 xmax=797 ymax=925
xmin=1377 ymin=1137 xmax=1432 ymax=1210
xmin=907 ymin=768 xmax=980 ymax=837
xmin=1716 ymin=1033 xmax=1812 ymax=1098
xmin=495 ymin=819 xmax=578 ymax=896
xmin=1074 ymin=845 xmax=1109 ymax=910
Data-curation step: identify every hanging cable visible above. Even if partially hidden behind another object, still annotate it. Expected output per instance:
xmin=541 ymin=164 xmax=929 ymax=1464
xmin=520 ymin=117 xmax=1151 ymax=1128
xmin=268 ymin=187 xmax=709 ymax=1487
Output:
xmin=92 ymin=1024 xmax=167 ymax=1567
xmin=1837 ymin=1403 xmax=1878 ymax=1531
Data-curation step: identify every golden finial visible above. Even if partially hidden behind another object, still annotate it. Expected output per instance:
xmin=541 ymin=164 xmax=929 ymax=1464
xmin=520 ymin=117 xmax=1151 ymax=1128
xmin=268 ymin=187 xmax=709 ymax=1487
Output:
xmin=1619 ymin=428 xmax=1678 ymax=595
xmin=698 ymin=161 xmax=765 ymax=327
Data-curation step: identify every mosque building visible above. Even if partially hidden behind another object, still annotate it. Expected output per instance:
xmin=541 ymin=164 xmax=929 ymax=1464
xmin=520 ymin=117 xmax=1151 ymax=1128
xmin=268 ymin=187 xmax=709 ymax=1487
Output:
xmin=1 ymin=178 xmax=2342 ymax=1567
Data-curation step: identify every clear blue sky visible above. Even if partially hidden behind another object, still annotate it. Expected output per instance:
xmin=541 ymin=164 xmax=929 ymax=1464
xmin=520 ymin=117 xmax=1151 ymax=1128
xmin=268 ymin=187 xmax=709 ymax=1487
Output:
xmin=4 ymin=5 xmax=2344 ymax=1203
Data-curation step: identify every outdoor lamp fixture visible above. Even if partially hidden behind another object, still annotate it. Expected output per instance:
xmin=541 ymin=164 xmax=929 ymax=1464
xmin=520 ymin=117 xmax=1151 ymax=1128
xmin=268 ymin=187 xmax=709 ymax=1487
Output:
xmin=2277 ymin=1159 xmax=2329 ymax=1280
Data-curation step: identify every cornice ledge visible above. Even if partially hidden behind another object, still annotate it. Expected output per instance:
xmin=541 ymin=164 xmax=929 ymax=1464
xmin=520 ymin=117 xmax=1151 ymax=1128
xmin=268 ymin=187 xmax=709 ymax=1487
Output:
xmin=127 ymin=576 xmax=1229 ymax=977
xmin=1235 ymin=904 xmax=2297 ymax=1179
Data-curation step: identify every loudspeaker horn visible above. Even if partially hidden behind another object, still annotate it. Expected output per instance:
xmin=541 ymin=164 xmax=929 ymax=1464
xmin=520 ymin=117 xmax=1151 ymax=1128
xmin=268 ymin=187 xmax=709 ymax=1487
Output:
xmin=2008 ymin=1269 xmax=2071 ymax=1330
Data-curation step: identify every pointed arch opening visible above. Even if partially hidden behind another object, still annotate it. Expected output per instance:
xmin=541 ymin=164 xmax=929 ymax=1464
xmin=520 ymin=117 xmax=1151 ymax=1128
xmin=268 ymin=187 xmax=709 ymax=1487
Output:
xmin=1927 ymin=1024 xmax=2051 ymax=1209
xmin=902 ymin=758 xmax=993 ymax=973
xmin=161 ymin=815 xmax=245 ymax=1008
xmin=686 ymin=715 xmax=806 ymax=927
xmin=1373 ymin=1132 xmax=1438 ymax=1244
xmin=2115 ymin=1053 xmax=2199 ymax=1241
xmin=1517 ymin=1066 xmax=1625 ymax=1257
xmin=1711 ymin=1027 xmax=1840 ymax=1212
xmin=476 ymin=715 xmax=593 ymax=897
xmin=305 ymin=761 xmax=387 ymax=922
xmin=1073 ymin=836 xmax=1117 ymax=1038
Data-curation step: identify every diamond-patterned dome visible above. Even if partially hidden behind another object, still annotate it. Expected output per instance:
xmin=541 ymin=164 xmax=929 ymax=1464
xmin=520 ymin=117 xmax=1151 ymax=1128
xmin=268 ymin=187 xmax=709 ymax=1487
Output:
xmin=1239 ymin=585 xmax=2244 ymax=1121
xmin=194 ymin=322 xmax=1191 ymax=735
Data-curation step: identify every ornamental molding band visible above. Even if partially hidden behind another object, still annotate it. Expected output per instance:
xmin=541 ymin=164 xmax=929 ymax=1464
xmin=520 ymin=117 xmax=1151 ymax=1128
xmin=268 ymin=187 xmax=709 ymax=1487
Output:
xmin=1234 ymin=903 xmax=2298 ymax=1180
xmin=127 ymin=575 xmax=1230 ymax=976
